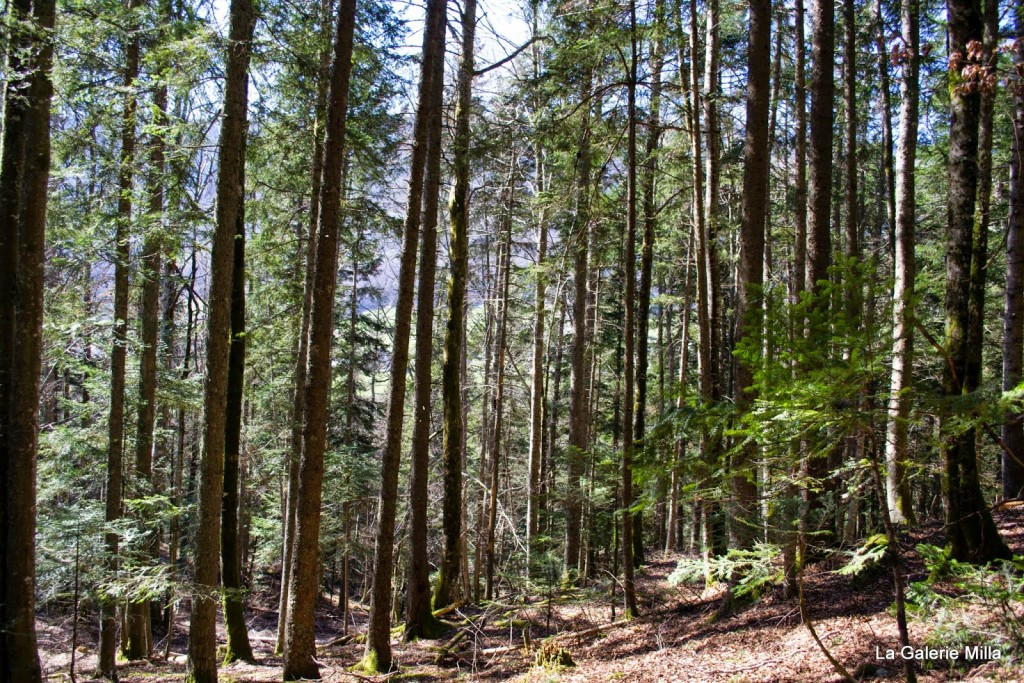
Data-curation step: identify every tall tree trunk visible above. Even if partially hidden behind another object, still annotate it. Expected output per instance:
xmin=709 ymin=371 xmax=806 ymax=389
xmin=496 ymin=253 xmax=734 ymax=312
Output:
xmin=733 ymin=0 xmax=770 ymax=554
xmin=277 ymin=0 xmax=333 ymax=654
xmin=405 ymin=0 xmax=446 ymax=636
xmin=941 ymin=0 xmax=1011 ymax=564
xmin=125 ymin=67 xmax=169 ymax=662
xmin=165 ymin=246 xmax=196 ymax=660
xmin=361 ymin=0 xmax=445 ymax=668
xmin=966 ymin=0 xmax=997 ymax=435
xmin=1004 ymin=0 xmax=1024 ymax=500
xmin=433 ymin=0 xmax=474 ymax=603
xmin=843 ymin=0 xmax=859 ymax=290
xmin=801 ymin=0 xmax=835 ymax=534
xmin=486 ymin=198 xmax=513 ymax=601
xmin=806 ymin=0 xmax=834 ymax=301
xmin=703 ymin=0 xmax=723 ymax=406
xmin=544 ymin=297 xmax=567 ymax=534
xmin=473 ymin=248 xmax=495 ymax=602
xmin=885 ymin=0 xmax=919 ymax=524
xmin=0 ymin=0 xmax=54 ymax=678
xmin=526 ymin=6 xmax=548 ymax=566
xmin=668 ymin=227 xmax=694 ymax=553
xmin=620 ymin=0 xmax=640 ymax=619
xmin=874 ymin=0 xmax=896 ymax=249
xmin=564 ymin=63 xmax=593 ymax=581
xmin=282 ymin=0 xmax=356 ymax=676
xmin=793 ymin=0 xmax=808 ymax=301
xmin=222 ymin=164 xmax=254 ymax=663
xmin=684 ymin=0 xmax=712 ymax=569
xmin=186 ymin=1 xmax=255 ymax=680
xmin=633 ymin=0 xmax=664 ymax=571
xmin=100 ymin=6 xmax=140 ymax=672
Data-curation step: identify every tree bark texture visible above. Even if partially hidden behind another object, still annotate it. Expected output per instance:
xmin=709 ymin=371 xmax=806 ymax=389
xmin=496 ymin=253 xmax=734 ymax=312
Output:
xmin=0 ymin=0 xmax=54 ymax=678
xmin=282 ymin=0 xmax=356 ymax=675
xmin=434 ymin=0 xmax=474 ymax=611
xmin=362 ymin=0 xmax=444 ymax=666
xmin=941 ymin=0 xmax=1011 ymax=564
xmin=187 ymin=1 xmax=255 ymax=680
xmin=733 ymin=0 xmax=770 ymax=552
xmin=101 ymin=6 xmax=140 ymax=671
xmin=885 ymin=0 xmax=920 ymax=524
xmin=1004 ymin=0 xmax=1024 ymax=499
xmin=222 ymin=161 xmax=254 ymax=663
xmin=405 ymin=0 xmax=446 ymax=636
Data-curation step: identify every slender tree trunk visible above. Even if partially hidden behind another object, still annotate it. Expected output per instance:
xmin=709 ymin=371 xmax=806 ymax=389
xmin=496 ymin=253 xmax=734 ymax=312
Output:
xmin=0 ymin=0 xmax=54 ymax=678
xmin=620 ymin=0 xmax=640 ymax=619
xmin=165 ymin=247 xmax=195 ymax=660
xmin=186 ymin=1 xmax=255 ymax=680
xmin=874 ymin=0 xmax=896 ymax=248
xmin=473 ymin=250 xmax=495 ymax=602
xmin=282 ymin=0 xmax=356 ymax=676
xmin=486 ymin=197 xmax=513 ymax=600
xmin=688 ymin=0 xmax=719 ymax=573
xmin=632 ymin=0 xmax=664 ymax=570
xmin=526 ymin=11 xmax=548 ymax=565
xmin=668 ymin=228 xmax=694 ymax=553
xmin=100 ymin=7 xmax=140 ymax=671
xmin=405 ymin=0 xmax=446 ymax=636
xmin=885 ymin=0 xmax=919 ymax=524
xmin=793 ymin=0 xmax=808 ymax=301
xmin=125 ymin=68 xmax=168 ymax=662
xmin=277 ymin=0 xmax=333 ymax=655
xmin=222 ymin=163 xmax=254 ymax=663
xmin=966 ymin=0 xmax=997 ymax=424
xmin=703 ymin=0 xmax=723 ymax=408
xmin=1004 ymin=0 xmax=1024 ymax=499
xmin=806 ymin=0 xmax=834 ymax=297
xmin=801 ymin=0 xmax=835 ymax=532
xmin=362 ymin=0 xmax=445 ymax=667
xmin=565 ymin=64 xmax=593 ymax=581
xmin=941 ymin=0 xmax=1011 ymax=564
xmin=843 ymin=0 xmax=858 ymax=286
xmin=433 ymin=9 xmax=474 ymax=601
xmin=544 ymin=297 xmax=567 ymax=534
xmin=733 ymin=0 xmax=770 ymax=554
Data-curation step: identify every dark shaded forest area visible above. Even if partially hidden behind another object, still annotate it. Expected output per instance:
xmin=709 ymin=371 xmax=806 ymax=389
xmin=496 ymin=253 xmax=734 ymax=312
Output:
xmin=3 ymin=0 xmax=1024 ymax=678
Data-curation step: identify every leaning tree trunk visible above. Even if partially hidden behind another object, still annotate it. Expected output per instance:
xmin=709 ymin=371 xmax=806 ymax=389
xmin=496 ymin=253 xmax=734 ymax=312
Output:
xmin=186 ymin=1 xmax=255 ymax=681
xmin=941 ymin=0 xmax=1011 ymax=564
xmin=282 ymin=0 xmax=357 ymax=676
xmin=405 ymin=0 xmax=446 ymax=636
xmin=885 ymin=0 xmax=919 ymax=524
xmin=101 ymin=7 xmax=140 ymax=671
xmin=0 ymin=0 xmax=54 ymax=679
xmin=361 ymin=0 xmax=444 ymax=667
xmin=1004 ymin=0 xmax=1024 ymax=500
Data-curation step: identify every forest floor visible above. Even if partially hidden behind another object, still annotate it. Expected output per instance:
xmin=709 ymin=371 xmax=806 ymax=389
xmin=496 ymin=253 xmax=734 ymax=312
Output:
xmin=37 ymin=506 xmax=1024 ymax=682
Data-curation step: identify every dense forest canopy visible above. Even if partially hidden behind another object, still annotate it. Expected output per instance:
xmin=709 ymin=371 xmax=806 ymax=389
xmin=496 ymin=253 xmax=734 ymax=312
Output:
xmin=3 ymin=0 xmax=1024 ymax=678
